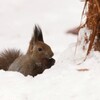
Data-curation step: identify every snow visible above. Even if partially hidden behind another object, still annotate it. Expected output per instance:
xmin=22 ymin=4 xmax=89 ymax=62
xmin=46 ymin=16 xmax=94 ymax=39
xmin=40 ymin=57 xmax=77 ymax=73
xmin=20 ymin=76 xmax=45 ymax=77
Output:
xmin=0 ymin=0 xmax=100 ymax=100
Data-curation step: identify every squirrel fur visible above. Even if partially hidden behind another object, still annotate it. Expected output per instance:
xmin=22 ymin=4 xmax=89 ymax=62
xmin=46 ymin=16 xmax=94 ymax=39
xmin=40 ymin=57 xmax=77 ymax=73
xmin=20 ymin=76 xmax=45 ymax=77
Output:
xmin=0 ymin=25 xmax=55 ymax=77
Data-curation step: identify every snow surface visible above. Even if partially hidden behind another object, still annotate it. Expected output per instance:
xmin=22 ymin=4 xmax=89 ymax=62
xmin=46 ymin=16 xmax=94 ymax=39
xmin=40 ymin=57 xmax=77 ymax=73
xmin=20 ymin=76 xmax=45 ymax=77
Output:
xmin=0 ymin=0 xmax=100 ymax=100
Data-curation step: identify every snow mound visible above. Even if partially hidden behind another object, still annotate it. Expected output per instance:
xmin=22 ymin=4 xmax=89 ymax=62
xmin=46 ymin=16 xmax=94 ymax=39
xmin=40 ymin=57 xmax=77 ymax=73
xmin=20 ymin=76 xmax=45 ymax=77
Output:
xmin=0 ymin=44 xmax=100 ymax=100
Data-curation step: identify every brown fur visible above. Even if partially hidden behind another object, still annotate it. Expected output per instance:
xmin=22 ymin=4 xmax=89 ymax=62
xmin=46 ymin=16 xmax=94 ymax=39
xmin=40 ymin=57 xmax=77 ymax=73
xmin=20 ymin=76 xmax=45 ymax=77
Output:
xmin=0 ymin=49 xmax=23 ymax=70
xmin=8 ymin=25 xmax=55 ymax=77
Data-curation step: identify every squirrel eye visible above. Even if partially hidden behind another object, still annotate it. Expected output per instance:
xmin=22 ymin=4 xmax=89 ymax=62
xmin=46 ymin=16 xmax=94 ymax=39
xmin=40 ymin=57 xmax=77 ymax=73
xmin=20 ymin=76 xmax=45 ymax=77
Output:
xmin=38 ymin=48 xmax=43 ymax=51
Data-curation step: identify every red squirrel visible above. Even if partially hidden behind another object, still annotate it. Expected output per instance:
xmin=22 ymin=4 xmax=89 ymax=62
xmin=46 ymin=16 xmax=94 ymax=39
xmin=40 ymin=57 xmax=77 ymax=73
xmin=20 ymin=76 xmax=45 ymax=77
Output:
xmin=0 ymin=25 xmax=55 ymax=77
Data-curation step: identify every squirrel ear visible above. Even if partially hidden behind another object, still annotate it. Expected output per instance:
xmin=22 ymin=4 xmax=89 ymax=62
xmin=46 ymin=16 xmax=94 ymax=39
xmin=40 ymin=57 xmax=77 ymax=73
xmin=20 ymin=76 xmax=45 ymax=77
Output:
xmin=33 ymin=25 xmax=44 ymax=42
xmin=27 ymin=25 xmax=44 ymax=54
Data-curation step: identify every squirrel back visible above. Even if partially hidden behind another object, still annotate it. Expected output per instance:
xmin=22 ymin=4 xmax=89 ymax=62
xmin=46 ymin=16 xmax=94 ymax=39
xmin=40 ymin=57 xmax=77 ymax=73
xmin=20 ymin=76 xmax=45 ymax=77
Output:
xmin=0 ymin=49 xmax=23 ymax=70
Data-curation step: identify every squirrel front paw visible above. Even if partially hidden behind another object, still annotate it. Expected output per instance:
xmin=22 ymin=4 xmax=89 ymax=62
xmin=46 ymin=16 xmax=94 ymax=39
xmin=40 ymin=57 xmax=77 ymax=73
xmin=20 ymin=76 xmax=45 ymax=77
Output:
xmin=49 ymin=58 xmax=55 ymax=66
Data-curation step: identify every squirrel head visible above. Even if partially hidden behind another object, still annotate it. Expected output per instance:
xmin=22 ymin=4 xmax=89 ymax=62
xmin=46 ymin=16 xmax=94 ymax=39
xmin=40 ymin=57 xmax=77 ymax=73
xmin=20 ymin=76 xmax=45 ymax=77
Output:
xmin=27 ymin=25 xmax=54 ymax=60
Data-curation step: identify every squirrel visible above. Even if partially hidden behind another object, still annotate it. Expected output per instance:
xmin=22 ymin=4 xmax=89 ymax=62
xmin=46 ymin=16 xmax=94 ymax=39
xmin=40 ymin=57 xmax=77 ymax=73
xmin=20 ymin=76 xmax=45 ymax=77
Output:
xmin=0 ymin=25 xmax=55 ymax=77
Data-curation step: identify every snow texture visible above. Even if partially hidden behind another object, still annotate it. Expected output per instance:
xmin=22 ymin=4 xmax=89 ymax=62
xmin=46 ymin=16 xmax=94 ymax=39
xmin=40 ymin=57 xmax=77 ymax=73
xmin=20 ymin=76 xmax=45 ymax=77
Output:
xmin=0 ymin=0 xmax=100 ymax=100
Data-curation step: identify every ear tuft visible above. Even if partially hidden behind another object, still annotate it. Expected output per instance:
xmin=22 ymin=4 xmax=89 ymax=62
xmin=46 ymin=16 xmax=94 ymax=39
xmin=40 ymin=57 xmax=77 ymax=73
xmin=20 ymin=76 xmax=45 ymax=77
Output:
xmin=34 ymin=25 xmax=44 ymax=42
xmin=27 ymin=25 xmax=44 ymax=54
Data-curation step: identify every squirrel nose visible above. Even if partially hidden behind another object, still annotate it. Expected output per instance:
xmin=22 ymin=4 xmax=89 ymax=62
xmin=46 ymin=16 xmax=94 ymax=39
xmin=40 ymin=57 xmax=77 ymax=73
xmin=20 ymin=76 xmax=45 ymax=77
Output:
xmin=49 ymin=52 xmax=54 ymax=58
xmin=46 ymin=52 xmax=54 ymax=58
xmin=51 ymin=52 xmax=54 ymax=57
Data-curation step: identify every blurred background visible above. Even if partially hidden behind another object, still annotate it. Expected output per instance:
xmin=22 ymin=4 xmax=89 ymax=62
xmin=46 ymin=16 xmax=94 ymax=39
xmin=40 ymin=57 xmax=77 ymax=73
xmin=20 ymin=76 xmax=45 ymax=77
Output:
xmin=0 ymin=0 xmax=84 ymax=59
